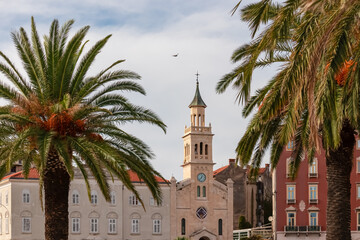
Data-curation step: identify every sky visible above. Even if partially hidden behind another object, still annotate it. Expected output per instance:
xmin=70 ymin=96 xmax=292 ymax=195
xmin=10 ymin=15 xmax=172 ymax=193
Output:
xmin=0 ymin=0 xmax=277 ymax=180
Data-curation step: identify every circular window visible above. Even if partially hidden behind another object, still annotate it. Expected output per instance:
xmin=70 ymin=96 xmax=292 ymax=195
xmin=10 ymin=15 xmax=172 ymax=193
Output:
xmin=196 ymin=207 xmax=207 ymax=219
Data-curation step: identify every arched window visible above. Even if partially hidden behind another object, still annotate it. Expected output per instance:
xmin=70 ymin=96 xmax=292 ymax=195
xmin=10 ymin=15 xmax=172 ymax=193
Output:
xmin=195 ymin=144 xmax=198 ymax=155
xmin=72 ymin=190 xmax=79 ymax=205
xmin=22 ymin=189 xmax=30 ymax=203
xmin=202 ymin=186 xmax=206 ymax=197
xmin=200 ymin=142 xmax=203 ymax=155
xmin=197 ymin=186 xmax=200 ymax=197
xmin=205 ymin=144 xmax=208 ymax=155
xmin=91 ymin=190 xmax=98 ymax=205
xmin=181 ymin=218 xmax=186 ymax=235
xmin=198 ymin=114 xmax=201 ymax=126
xmin=193 ymin=114 xmax=196 ymax=126
xmin=218 ymin=219 xmax=223 ymax=235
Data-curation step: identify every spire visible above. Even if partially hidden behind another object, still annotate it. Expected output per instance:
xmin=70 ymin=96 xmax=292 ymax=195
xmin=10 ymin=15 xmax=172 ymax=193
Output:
xmin=189 ymin=72 xmax=207 ymax=108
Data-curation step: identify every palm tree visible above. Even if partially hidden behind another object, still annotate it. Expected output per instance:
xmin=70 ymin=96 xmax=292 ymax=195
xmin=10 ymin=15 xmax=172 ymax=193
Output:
xmin=217 ymin=1 xmax=360 ymax=239
xmin=0 ymin=18 xmax=166 ymax=240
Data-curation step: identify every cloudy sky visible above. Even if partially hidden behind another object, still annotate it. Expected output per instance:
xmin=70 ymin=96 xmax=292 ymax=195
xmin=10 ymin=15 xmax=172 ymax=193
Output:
xmin=0 ymin=0 xmax=277 ymax=180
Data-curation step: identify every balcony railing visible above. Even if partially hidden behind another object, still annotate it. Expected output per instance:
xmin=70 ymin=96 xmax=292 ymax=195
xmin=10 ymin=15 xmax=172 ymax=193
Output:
xmin=287 ymin=199 xmax=296 ymax=204
xmin=284 ymin=226 xmax=321 ymax=236
xmin=309 ymin=198 xmax=318 ymax=204
xmin=309 ymin=172 xmax=318 ymax=178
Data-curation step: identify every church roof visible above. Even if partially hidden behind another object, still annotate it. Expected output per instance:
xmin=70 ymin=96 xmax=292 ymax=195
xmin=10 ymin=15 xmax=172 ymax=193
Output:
xmin=1 ymin=168 xmax=168 ymax=183
xmin=189 ymin=82 xmax=207 ymax=108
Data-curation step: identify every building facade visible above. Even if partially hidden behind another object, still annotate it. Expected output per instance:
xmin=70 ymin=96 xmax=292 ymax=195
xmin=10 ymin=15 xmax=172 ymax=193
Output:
xmin=273 ymin=140 xmax=360 ymax=240
xmin=0 ymin=168 xmax=170 ymax=240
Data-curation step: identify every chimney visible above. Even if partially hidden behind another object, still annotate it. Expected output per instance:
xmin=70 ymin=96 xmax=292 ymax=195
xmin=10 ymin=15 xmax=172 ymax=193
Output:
xmin=229 ymin=159 xmax=235 ymax=165
xmin=265 ymin=163 xmax=269 ymax=169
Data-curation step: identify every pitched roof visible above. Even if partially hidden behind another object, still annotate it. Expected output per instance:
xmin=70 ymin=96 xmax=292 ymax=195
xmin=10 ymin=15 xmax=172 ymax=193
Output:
xmin=1 ymin=168 xmax=168 ymax=183
xmin=213 ymin=165 xmax=229 ymax=176
xmin=127 ymin=170 xmax=169 ymax=183
xmin=2 ymin=168 xmax=39 ymax=181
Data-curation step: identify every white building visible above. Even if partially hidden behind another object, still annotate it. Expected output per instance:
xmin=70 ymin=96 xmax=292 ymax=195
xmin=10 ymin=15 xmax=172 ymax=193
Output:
xmin=0 ymin=168 xmax=170 ymax=240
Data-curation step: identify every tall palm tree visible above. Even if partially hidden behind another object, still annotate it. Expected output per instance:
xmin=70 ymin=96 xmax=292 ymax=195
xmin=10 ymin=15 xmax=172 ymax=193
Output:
xmin=217 ymin=1 xmax=360 ymax=239
xmin=0 ymin=18 xmax=166 ymax=240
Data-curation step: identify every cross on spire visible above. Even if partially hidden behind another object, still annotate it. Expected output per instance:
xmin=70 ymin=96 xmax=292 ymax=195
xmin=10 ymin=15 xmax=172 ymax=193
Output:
xmin=195 ymin=71 xmax=200 ymax=84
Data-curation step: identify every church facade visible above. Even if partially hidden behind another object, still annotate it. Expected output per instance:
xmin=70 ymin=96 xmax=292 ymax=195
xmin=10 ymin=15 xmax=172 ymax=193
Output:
xmin=169 ymin=81 xmax=234 ymax=240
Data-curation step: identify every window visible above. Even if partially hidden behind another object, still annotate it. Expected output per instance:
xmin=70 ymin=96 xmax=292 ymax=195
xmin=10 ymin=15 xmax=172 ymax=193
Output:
xmin=357 ymin=139 xmax=360 ymax=149
xmin=153 ymin=219 xmax=161 ymax=234
xmin=90 ymin=218 xmax=98 ymax=233
xmin=129 ymin=195 xmax=140 ymax=206
xmin=309 ymin=184 xmax=318 ymax=203
xmin=286 ymin=158 xmax=294 ymax=178
xmin=287 ymin=185 xmax=296 ymax=203
xmin=71 ymin=218 xmax=80 ymax=233
xmin=91 ymin=191 xmax=97 ymax=205
xmin=197 ymin=186 xmax=200 ymax=197
xmin=22 ymin=218 xmax=31 ymax=233
xmin=195 ymin=144 xmax=198 ymax=155
xmin=218 ymin=219 xmax=223 ymax=235
xmin=358 ymin=212 xmax=360 ymax=231
xmin=108 ymin=219 xmax=116 ymax=234
xmin=110 ymin=191 xmax=116 ymax=205
xmin=309 ymin=212 xmax=318 ymax=226
xmin=202 ymin=186 xmax=206 ymax=197
xmin=72 ymin=190 xmax=79 ymax=205
xmin=357 ymin=158 xmax=360 ymax=173
xmin=200 ymin=142 xmax=203 ymax=155
xmin=205 ymin=144 xmax=208 ymax=155
xmin=287 ymin=141 xmax=294 ymax=151
xmin=181 ymin=218 xmax=186 ymax=235
xmin=150 ymin=196 xmax=161 ymax=206
xmin=287 ymin=212 xmax=296 ymax=226
xmin=5 ymin=214 xmax=8 ymax=234
xmin=22 ymin=190 xmax=30 ymax=203
xmin=5 ymin=192 xmax=8 ymax=206
xmin=357 ymin=184 xmax=360 ymax=199
xmin=131 ymin=219 xmax=140 ymax=234
xmin=309 ymin=158 xmax=318 ymax=177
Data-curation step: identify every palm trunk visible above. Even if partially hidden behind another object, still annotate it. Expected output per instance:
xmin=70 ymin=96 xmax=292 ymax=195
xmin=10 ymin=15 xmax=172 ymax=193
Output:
xmin=43 ymin=149 xmax=70 ymax=240
xmin=326 ymin=120 xmax=355 ymax=240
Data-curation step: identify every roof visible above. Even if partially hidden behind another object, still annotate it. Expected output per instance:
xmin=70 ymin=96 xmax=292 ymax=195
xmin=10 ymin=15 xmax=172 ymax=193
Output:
xmin=2 ymin=168 xmax=39 ymax=181
xmin=189 ymin=82 xmax=207 ymax=107
xmin=1 ymin=168 xmax=168 ymax=183
xmin=213 ymin=165 xmax=229 ymax=176
xmin=213 ymin=164 xmax=268 ymax=177
xmin=127 ymin=170 xmax=168 ymax=183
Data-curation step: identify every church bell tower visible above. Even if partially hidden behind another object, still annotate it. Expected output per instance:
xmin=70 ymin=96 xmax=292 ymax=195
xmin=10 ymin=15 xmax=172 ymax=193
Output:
xmin=182 ymin=74 xmax=214 ymax=180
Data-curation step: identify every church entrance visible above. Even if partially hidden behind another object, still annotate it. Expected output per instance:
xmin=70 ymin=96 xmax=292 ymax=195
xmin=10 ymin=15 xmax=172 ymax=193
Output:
xmin=199 ymin=237 xmax=210 ymax=240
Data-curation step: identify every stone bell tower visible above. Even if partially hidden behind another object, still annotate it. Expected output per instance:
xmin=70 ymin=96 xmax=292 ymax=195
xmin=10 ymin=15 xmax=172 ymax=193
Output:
xmin=182 ymin=74 xmax=214 ymax=181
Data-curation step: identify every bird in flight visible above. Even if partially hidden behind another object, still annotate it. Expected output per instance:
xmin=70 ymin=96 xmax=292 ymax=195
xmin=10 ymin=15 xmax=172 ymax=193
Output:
xmin=172 ymin=53 xmax=179 ymax=57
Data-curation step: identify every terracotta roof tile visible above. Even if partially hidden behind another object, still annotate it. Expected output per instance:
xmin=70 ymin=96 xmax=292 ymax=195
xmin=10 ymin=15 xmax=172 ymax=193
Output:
xmin=2 ymin=168 xmax=39 ymax=181
xmin=127 ymin=170 xmax=168 ymax=183
xmin=213 ymin=165 xmax=229 ymax=176
xmin=1 ymin=168 xmax=168 ymax=183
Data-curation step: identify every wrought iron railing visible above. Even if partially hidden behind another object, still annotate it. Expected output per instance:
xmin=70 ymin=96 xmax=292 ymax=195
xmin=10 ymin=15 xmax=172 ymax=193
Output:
xmin=284 ymin=225 xmax=321 ymax=235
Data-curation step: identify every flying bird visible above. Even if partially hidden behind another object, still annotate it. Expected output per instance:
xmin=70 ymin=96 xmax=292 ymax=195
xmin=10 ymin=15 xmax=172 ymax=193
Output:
xmin=172 ymin=53 xmax=179 ymax=57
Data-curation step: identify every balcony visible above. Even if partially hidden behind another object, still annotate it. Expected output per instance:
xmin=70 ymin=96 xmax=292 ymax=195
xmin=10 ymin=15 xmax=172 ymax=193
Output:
xmin=308 ymin=172 xmax=318 ymax=178
xmin=287 ymin=199 xmax=296 ymax=204
xmin=309 ymin=199 xmax=318 ymax=204
xmin=284 ymin=226 xmax=321 ymax=236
